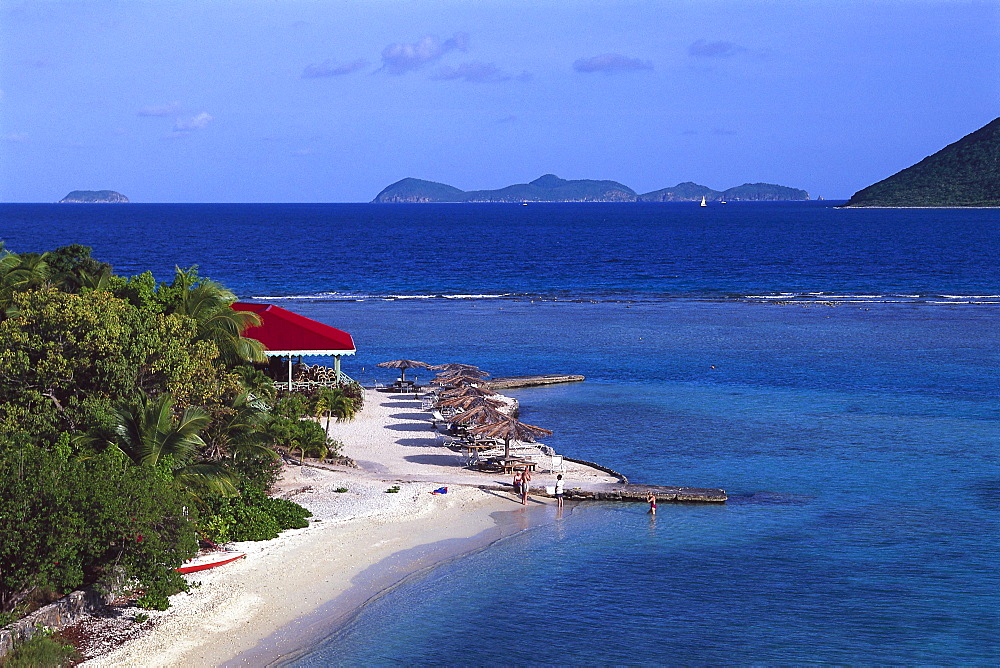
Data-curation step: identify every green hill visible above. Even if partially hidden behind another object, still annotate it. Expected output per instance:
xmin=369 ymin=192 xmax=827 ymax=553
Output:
xmin=844 ymin=117 xmax=1000 ymax=207
xmin=58 ymin=190 xmax=129 ymax=203
xmin=373 ymin=174 xmax=636 ymax=203
xmin=638 ymin=182 xmax=808 ymax=202
xmin=375 ymin=175 xmax=809 ymax=203
xmin=638 ymin=182 xmax=721 ymax=202
xmin=722 ymin=183 xmax=809 ymax=201
xmin=371 ymin=178 xmax=466 ymax=203
xmin=464 ymin=175 xmax=637 ymax=202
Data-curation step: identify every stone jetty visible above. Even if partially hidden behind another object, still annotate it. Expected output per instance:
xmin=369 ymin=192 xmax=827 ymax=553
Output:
xmin=486 ymin=374 xmax=585 ymax=390
xmin=536 ymin=483 xmax=727 ymax=503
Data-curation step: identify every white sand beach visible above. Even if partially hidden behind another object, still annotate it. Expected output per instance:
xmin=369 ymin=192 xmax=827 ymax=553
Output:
xmin=81 ymin=389 xmax=618 ymax=666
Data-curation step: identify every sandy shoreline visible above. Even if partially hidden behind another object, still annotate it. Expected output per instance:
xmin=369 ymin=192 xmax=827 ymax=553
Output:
xmin=81 ymin=389 xmax=613 ymax=666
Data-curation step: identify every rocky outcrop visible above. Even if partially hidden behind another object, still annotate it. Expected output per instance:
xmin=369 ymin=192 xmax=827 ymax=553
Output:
xmin=0 ymin=572 xmax=126 ymax=658
xmin=58 ymin=190 xmax=129 ymax=203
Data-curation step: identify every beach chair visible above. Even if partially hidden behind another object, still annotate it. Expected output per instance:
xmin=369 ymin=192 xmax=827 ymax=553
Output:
xmin=547 ymin=454 xmax=565 ymax=473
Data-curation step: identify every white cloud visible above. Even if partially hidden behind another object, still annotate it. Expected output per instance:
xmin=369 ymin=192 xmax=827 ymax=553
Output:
xmin=137 ymin=101 xmax=182 ymax=117
xmin=573 ymin=53 xmax=653 ymax=74
xmin=381 ymin=33 xmax=468 ymax=75
xmin=432 ymin=61 xmax=510 ymax=83
xmin=173 ymin=112 xmax=213 ymax=132
xmin=688 ymin=40 xmax=750 ymax=58
xmin=302 ymin=59 xmax=369 ymax=78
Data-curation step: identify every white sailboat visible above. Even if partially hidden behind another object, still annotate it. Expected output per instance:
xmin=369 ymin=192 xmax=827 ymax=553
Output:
xmin=700 ymin=196 xmax=707 ymax=207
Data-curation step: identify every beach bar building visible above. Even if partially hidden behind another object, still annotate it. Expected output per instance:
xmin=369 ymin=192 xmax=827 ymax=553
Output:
xmin=232 ymin=302 xmax=356 ymax=390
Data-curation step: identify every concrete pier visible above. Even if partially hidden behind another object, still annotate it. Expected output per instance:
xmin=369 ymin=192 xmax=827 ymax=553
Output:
xmin=532 ymin=483 xmax=727 ymax=504
xmin=487 ymin=374 xmax=585 ymax=390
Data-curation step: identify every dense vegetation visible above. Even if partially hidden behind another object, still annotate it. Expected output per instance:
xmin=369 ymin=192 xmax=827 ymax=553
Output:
xmin=638 ymin=181 xmax=810 ymax=202
xmin=57 ymin=190 xmax=129 ymax=204
xmin=374 ymin=174 xmax=809 ymax=203
xmin=844 ymin=117 xmax=1000 ymax=207
xmin=0 ymin=243 xmax=360 ymax=624
xmin=373 ymin=174 xmax=637 ymax=202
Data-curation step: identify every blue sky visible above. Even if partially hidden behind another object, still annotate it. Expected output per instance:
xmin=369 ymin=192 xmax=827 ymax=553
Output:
xmin=1 ymin=0 xmax=997 ymax=202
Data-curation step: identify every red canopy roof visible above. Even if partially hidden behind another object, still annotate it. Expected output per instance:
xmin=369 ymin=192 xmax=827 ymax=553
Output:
xmin=232 ymin=303 xmax=356 ymax=356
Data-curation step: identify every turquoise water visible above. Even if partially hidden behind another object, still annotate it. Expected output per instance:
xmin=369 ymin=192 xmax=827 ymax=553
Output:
xmin=2 ymin=202 xmax=999 ymax=663
xmin=285 ymin=298 xmax=1000 ymax=665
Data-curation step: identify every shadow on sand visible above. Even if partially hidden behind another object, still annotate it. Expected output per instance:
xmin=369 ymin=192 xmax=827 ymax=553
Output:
xmin=388 ymin=412 xmax=431 ymax=421
xmin=403 ymin=454 xmax=465 ymax=466
xmin=385 ymin=423 xmax=433 ymax=432
xmin=394 ymin=438 xmax=438 ymax=448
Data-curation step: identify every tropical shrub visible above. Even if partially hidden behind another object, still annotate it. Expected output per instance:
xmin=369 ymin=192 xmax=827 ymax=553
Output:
xmin=1 ymin=627 xmax=78 ymax=668
xmin=0 ymin=443 xmax=197 ymax=614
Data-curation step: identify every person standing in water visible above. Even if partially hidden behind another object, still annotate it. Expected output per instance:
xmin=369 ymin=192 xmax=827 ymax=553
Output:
xmin=554 ymin=473 xmax=565 ymax=509
xmin=646 ymin=491 xmax=657 ymax=515
xmin=520 ymin=468 xmax=532 ymax=505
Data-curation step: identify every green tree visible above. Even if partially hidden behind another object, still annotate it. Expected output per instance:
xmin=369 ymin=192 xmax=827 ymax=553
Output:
xmin=0 ymin=288 xmax=240 ymax=446
xmin=164 ymin=267 xmax=266 ymax=366
xmin=43 ymin=244 xmax=112 ymax=293
xmin=0 ymin=442 xmax=197 ymax=614
xmin=110 ymin=393 xmax=237 ymax=496
xmin=201 ymin=391 xmax=275 ymax=463
xmin=315 ymin=386 xmax=358 ymax=431
xmin=0 ymin=251 xmax=51 ymax=316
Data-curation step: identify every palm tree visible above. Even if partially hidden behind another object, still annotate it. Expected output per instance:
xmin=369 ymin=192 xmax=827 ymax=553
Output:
xmin=234 ymin=365 xmax=276 ymax=403
xmin=76 ymin=265 xmax=113 ymax=292
xmin=111 ymin=393 xmax=237 ymax=495
xmin=0 ymin=251 xmax=52 ymax=316
xmin=168 ymin=267 xmax=266 ymax=366
xmin=315 ymin=386 xmax=358 ymax=431
xmin=201 ymin=392 xmax=276 ymax=463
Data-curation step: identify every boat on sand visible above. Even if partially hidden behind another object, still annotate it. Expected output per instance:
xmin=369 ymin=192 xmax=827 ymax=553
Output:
xmin=176 ymin=550 xmax=246 ymax=574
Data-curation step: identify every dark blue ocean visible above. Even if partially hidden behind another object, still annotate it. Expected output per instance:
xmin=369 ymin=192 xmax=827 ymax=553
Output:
xmin=3 ymin=202 xmax=999 ymax=664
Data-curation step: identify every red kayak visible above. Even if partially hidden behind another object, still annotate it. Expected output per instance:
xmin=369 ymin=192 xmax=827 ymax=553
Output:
xmin=176 ymin=550 xmax=245 ymax=574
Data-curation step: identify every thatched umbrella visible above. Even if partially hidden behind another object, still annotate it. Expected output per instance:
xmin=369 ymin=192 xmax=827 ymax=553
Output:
xmin=437 ymin=367 xmax=490 ymax=379
xmin=376 ymin=359 xmax=430 ymax=383
xmin=432 ymin=374 xmax=486 ymax=387
xmin=429 ymin=363 xmax=482 ymax=371
xmin=470 ymin=417 xmax=553 ymax=459
xmin=436 ymin=395 xmax=506 ymax=411
xmin=448 ymin=404 xmax=510 ymax=426
xmin=439 ymin=385 xmax=497 ymax=399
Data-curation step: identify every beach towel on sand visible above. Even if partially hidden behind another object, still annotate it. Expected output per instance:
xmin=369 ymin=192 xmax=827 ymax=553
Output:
xmin=431 ymin=486 xmax=448 ymax=495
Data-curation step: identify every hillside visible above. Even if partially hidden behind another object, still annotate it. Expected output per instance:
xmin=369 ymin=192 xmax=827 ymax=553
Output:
xmin=375 ymin=176 xmax=809 ymax=203
xmin=639 ymin=182 xmax=721 ymax=202
xmin=58 ymin=190 xmax=129 ymax=203
xmin=844 ymin=117 xmax=1000 ymax=207
xmin=373 ymin=174 xmax=637 ymax=203
xmin=370 ymin=178 xmax=466 ymax=203
xmin=639 ymin=182 xmax=809 ymax=202
xmin=721 ymin=183 xmax=810 ymax=201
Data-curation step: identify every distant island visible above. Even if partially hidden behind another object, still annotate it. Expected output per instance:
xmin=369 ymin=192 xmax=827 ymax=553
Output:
xmin=638 ymin=182 xmax=809 ymax=203
xmin=58 ymin=190 xmax=129 ymax=203
xmin=372 ymin=174 xmax=809 ymax=203
xmin=844 ymin=117 xmax=999 ymax=207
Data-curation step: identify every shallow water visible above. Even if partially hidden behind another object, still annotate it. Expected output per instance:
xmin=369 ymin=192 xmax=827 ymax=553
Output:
xmin=3 ymin=202 xmax=999 ymax=663
xmin=284 ymin=298 xmax=1000 ymax=665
